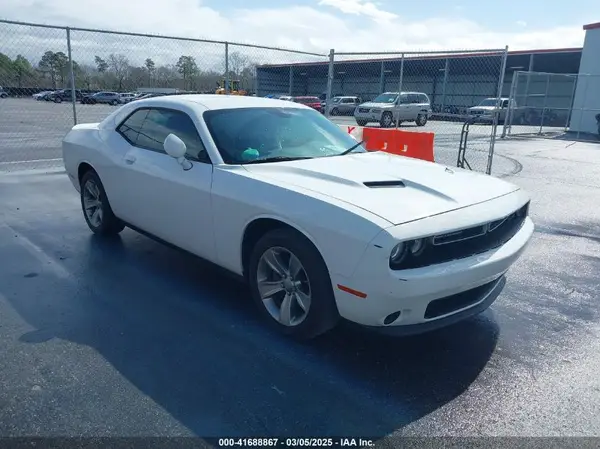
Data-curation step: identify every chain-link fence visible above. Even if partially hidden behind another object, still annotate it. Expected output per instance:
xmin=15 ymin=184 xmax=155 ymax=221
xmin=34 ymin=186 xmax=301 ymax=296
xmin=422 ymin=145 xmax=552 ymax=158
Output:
xmin=501 ymin=71 xmax=600 ymax=141
xmin=1 ymin=18 xmax=511 ymax=175
xmin=320 ymin=49 xmax=509 ymax=173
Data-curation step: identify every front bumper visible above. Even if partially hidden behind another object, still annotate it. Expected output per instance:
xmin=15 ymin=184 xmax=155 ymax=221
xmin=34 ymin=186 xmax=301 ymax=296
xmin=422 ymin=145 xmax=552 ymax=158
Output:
xmin=331 ymin=214 xmax=533 ymax=331
xmin=362 ymin=275 xmax=506 ymax=336
xmin=354 ymin=109 xmax=385 ymax=122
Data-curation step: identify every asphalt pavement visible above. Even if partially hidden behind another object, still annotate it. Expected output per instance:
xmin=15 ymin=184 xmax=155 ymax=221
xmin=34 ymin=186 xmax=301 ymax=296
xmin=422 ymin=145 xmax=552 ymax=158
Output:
xmin=0 ymin=135 xmax=599 ymax=443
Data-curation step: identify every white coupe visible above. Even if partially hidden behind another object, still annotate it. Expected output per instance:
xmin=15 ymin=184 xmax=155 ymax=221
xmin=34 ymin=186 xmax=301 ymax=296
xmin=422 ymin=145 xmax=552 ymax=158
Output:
xmin=62 ymin=95 xmax=534 ymax=340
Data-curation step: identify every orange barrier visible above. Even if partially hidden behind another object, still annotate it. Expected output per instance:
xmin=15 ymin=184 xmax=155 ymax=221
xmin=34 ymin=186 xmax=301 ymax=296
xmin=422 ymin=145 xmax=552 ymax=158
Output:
xmin=361 ymin=127 xmax=435 ymax=162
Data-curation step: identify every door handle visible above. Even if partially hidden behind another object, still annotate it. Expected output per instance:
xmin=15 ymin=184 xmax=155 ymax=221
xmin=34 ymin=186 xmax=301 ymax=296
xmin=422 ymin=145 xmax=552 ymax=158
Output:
xmin=124 ymin=154 xmax=136 ymax=164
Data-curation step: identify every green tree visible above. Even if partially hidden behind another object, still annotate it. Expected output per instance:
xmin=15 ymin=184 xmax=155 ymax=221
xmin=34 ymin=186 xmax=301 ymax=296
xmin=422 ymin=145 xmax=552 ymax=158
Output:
xmin=144 ymin=58 xmax=155 ymax=86
xmin=38 ymin=51 xmax=67 ymax=88
xmin=0 ymin=52 xmax=15 ymax=85
xmin=94 ymin=56 xmax=108 ymax=73
xmin=12 ymin=55 xmax=33 ymax=88
xmin=176 ymin=55 xmax=198 ymax=89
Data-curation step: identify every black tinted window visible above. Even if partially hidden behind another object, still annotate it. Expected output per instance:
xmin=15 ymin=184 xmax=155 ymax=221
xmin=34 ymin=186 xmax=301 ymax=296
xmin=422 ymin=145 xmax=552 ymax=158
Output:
xmin=136 ymin=109 xmax=209 ymax=163
xmin=420 ymin=94 xmax=429 ymax=103
xmin=117 ymin=109 xmax=149 ymax=145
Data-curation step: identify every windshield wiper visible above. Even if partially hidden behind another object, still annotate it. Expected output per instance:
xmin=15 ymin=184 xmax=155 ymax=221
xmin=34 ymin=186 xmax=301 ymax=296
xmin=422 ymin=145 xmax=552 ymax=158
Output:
xmin=338 ymin=140 xmax=365 ymax=156
xmin=243 ymin=156 xmax=313 ymax=165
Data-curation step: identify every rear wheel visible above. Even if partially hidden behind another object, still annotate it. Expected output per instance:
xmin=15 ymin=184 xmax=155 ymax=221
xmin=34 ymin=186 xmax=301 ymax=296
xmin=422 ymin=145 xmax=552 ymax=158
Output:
xmin=110 ymin=99 xmax=119 ymax=106
xmin=80 ymin=170 xmax=125 ymax=235
xmin=356 ymin=119 xmax=367 ymax=126
xmin=54 ymin=97 xmax=62 ymax=103
xmin=248 ymin=228 xmax=339 ymax=340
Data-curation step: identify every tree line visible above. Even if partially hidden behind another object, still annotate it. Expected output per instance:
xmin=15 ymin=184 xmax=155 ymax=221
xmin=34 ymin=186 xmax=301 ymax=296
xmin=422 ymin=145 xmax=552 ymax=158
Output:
xmin=0 ymin=50 xmax=258 ymax=93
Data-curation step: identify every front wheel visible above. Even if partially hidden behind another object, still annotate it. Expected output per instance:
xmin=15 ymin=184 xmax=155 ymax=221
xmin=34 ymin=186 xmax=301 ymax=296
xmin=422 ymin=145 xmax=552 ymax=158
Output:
xmin=380 ymin=111 xmax=394 ymax=128
xmin=356 ymin=119 xmax=368 ymax=126
xmin=80 ymin=170 xmax=125 ymax=235
xmin=54 ymin=97 xmax=62 ymax=103
xmin=248 ymin=228 xmax=340 ymax=340
xmin=110 ymin=100 xmax=119 ymax=106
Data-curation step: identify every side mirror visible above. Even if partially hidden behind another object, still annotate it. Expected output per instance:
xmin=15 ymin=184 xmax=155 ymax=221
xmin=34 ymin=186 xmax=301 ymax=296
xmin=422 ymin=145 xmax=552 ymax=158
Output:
xmin=164 ymin=133 xmax=192 ymax=170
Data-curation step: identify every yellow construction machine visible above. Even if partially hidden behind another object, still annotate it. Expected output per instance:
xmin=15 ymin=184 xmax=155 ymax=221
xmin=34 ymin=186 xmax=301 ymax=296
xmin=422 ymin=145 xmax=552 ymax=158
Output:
xmin=215 ymin=79 xmax=247 ymax=95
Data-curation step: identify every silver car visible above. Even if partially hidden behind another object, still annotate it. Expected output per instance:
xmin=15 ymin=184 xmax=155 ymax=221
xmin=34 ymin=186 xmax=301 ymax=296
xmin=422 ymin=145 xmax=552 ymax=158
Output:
xmin=329 ymin=96 xmax=362 ymax=116
xmin=354 ymin=92 xmax=432 ymax=127
xmin=468 ymin=97 xmax=515 ymax=123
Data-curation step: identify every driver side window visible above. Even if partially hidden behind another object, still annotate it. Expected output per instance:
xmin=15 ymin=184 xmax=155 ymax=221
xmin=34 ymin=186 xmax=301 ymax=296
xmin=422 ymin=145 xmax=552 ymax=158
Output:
xmin=118 ymin=108 xmax=210 ymax=163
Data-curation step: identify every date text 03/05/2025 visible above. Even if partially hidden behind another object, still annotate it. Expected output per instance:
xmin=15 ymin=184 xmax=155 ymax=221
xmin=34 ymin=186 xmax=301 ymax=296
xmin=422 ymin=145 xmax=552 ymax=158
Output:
xmin=217 ymin=438 xmax=375 ymax=447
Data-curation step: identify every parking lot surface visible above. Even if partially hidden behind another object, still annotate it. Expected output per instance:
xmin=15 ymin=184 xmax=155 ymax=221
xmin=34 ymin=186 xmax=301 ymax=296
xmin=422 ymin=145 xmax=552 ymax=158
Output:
xmin=1 ymin=133 xmax=599 ymax=440
xmin=0 ymin=98 xmax=524 ymax=177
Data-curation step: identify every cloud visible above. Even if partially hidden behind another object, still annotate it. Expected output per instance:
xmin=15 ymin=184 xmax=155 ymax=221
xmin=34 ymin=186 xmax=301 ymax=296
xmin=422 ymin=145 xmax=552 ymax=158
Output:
xmin=318 ymin=0 xmax=398 ymax=21
xmin=0 ymin=0 xmax=585 ymax=70
xmin=516 ymin=20 xmax=527 ymax=27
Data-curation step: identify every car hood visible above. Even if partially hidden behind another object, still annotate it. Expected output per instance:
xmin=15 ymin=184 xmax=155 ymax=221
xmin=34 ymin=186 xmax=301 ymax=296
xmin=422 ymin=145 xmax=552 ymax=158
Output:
xmin=359 ymin=102 xmax=394 ymax=109
xmin=243 ymin=152 xmax=520 ymax=225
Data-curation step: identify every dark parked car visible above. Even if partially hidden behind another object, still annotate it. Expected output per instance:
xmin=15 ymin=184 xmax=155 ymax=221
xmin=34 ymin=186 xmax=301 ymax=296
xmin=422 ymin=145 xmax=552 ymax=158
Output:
xmin=0 ymin=86 xmax=8 ymax=98
xmin=46 ymin=89 xmax=83 ymax=103
xmin=81 ymin=92 xmax=121 ymax=105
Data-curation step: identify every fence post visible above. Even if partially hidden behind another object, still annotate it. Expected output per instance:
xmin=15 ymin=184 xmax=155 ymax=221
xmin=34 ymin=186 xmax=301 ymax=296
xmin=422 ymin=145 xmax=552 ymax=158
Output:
xmin=325 ymin=49 xmax=335 ymax=116
xmin=224 ymin=42 xmax=229 ymax=94
xmin=565 ymin=74 xmax=578 ymax=132
xmin=288 ymin=67 xmax=294 ymax=96
xmin=379 ymin=61 xmax=385 ymax=94
xmin=441 ymin=57 xmax=449 ymax=114
xmin=576 ymin=75 xmax=590 ymax=140
xmin=538 ymin=73 xmax=551 ymax=135
xmin=486 ymin=45 xmax=509 ymax=175
xmin=66 ymin=27 xmax=77 ymax=126
xmin=395 ymin=53 xmax=405 ymax=130
xmin=502 ymin=70 xmax=519 ymax=138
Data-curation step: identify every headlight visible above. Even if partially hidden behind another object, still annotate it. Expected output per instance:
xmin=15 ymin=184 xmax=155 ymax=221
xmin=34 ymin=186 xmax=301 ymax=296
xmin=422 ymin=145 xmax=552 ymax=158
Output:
xmin=390 ymin=242 xmax=407 ymax=264
xmin=389 ymin=238 xmax=429 ymax=270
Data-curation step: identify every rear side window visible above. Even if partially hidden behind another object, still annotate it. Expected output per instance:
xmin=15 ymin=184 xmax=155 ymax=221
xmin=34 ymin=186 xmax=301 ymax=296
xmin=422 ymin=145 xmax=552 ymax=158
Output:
xmin=117 ymin=109 xmax=149 ymax=145
xmin=420 ymin=94 xmax=430 ymax=104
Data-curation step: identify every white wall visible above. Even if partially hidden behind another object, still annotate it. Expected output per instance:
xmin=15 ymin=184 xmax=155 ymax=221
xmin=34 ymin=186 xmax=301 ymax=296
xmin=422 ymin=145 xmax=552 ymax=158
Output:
xmin=570 ymin=25 xmax=600 ymax=134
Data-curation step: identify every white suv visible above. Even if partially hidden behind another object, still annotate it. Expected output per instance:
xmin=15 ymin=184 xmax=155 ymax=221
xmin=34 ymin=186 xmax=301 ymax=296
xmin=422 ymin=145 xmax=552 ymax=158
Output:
xmin=354 ymin=91 xmax=431 ymax=128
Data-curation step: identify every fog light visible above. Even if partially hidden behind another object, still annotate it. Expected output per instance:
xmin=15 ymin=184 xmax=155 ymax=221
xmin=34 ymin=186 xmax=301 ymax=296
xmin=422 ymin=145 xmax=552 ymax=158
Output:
xmin=383 ymin=311 xmax=402 ymax=325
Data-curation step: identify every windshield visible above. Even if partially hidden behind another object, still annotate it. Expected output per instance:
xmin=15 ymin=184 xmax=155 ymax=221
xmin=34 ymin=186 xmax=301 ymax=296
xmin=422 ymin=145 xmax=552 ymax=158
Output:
xmin=203 ymin=107 xmax=367 ymax=164
xmin=371 ymin=93 xmax=398 ymax=104
xmin=332 ymin=97 xmax=342 ymax=103
xmin=478 ymin=99 xmax=499 ymax=107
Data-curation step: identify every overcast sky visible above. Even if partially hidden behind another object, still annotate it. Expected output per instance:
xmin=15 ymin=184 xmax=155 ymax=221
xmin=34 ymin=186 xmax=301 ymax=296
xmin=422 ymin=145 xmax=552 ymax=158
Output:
xmin=0 ymin=0 xmax=591 ymax=68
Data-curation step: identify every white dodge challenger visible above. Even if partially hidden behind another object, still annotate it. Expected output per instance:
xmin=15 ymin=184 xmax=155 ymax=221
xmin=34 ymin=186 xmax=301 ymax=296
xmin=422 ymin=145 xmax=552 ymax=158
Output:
xmin=62 ymin=94 xmax=534 ymax=339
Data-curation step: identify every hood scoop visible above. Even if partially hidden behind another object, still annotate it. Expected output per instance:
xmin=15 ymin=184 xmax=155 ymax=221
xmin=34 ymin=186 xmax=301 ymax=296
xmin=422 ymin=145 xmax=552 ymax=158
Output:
xmin=363 ymin=180 xmax=406 ymax=188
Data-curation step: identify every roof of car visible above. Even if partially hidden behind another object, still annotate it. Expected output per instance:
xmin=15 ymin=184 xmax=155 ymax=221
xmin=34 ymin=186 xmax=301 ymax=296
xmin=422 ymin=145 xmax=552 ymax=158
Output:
xmin=134 ymin=94 xmax=310 ymax=111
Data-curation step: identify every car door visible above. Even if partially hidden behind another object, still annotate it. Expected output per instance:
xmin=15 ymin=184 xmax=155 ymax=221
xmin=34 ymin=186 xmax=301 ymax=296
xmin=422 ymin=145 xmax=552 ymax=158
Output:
xmin=395 ymin=93 xmax=412 ymax=120
xmin=112 ymin=106 xmax=217 ymax=261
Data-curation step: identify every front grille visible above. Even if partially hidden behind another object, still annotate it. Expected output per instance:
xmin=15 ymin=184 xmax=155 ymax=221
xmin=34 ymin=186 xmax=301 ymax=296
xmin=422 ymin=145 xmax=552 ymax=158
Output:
xmin=424 ymin=278 xmax=499 ymax=319
xmin=359 ymin=108 xmax=370 ymax=113
xmin=393 ymin=202 xmax=529 ymax=270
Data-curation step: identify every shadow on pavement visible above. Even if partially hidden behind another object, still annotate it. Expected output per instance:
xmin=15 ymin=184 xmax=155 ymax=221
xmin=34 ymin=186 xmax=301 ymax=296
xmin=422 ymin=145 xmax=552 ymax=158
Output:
xmin=5 ymin=229 xmax=499 ymax=437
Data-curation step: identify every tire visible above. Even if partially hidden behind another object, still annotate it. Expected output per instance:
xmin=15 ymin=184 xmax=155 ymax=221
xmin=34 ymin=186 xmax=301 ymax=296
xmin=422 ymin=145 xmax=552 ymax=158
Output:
xmin=54 ymin=97 xmax=62 ymax=103
xmin=416 ymin=114 xmax=428 ymax=126
xmin=110 ymin=100 xmax=118 ymax=106
xmin=380 ymin=111 xmax=393 ymax=128
xmin=331 ymin=107 xmax=339 ymax=116
xmin=80 ymin=170 xmax=125 ymax=236
xmin=356 ymin=119 xmax=367 ymax=126
xmin=248 ymin=228 xmax=340 ymax=340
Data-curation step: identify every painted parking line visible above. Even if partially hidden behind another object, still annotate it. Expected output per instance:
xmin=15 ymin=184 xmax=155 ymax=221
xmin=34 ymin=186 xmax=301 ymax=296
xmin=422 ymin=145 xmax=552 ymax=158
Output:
xmin=0 ymin=157 xmax=62 ymax=165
